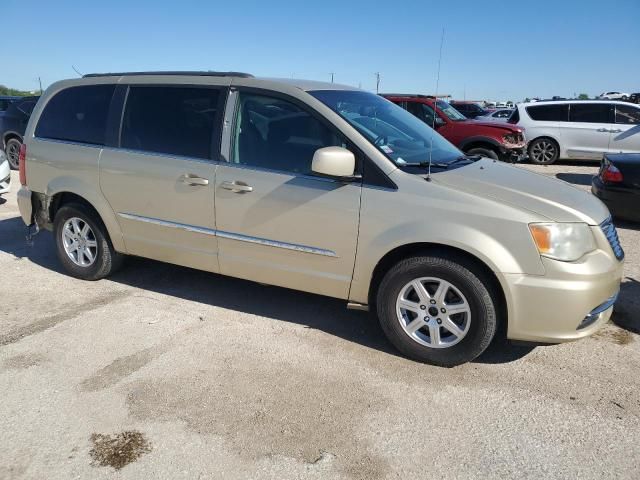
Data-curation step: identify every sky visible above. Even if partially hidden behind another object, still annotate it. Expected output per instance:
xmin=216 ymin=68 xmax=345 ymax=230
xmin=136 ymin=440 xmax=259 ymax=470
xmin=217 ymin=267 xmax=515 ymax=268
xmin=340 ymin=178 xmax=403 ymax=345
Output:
xmin=2 ymin=0 xmax=639 ymax=101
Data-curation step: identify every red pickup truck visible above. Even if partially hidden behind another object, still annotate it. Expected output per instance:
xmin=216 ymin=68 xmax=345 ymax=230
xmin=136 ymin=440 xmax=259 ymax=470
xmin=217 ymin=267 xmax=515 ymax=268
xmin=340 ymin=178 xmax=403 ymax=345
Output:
xmin=382 ymin=94 xmax=527 ymax=162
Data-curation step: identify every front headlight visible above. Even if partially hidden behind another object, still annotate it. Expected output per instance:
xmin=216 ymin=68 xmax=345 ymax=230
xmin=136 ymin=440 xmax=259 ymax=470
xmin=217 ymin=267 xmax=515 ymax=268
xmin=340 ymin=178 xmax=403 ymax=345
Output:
xmin=529 ymin=223 xmax=596 ymax=262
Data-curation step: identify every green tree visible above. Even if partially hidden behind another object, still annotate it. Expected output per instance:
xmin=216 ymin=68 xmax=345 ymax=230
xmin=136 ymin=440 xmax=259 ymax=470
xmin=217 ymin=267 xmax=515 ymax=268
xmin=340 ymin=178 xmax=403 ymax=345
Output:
xmin=0 ymin=85 xmax=34 ymax=96
xmin=577 ymin=93 xmax=590 ymax=100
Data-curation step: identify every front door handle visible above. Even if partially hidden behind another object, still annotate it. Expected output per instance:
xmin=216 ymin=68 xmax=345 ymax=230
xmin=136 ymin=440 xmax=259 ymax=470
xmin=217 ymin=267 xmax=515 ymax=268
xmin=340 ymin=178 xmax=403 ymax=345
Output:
xmin=221 ymin=180 xmax=253 ymax=193
xmin=180 ymin=174 xmax=209 ymax=186
xmin=609 ymin=129 xmax=622 ymax=133
xmin=596 ymin=128 xmax=609 ymax=132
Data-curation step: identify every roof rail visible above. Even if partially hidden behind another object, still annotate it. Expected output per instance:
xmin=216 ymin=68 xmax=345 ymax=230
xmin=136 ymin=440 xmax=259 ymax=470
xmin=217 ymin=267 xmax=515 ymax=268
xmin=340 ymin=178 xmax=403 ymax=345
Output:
xmin=380 ymin=93 xmax=452 ymax=99
xmin=82 ymin=71 xmax=254 ymax=78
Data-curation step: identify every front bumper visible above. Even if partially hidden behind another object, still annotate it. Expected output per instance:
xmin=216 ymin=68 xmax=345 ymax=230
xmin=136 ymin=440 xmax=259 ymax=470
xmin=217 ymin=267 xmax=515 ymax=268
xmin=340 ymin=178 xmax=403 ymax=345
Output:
xmin=499 ymin=146 xmax=527 ymax=163
xmin=504 ymin=239 xmax=623 ymax=343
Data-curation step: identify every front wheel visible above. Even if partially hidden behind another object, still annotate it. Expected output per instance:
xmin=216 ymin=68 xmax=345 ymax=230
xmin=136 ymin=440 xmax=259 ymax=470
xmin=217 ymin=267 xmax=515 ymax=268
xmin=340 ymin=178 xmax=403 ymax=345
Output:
xmin=528 ymin=138 xmax=559 ymax=164
xmin=466 ymin=147 xmax=499 ymax=160
xmin=54 ymin=203 xmax=124 ymax=280
xmin=376 ymin=255 xmax=498 ymax=367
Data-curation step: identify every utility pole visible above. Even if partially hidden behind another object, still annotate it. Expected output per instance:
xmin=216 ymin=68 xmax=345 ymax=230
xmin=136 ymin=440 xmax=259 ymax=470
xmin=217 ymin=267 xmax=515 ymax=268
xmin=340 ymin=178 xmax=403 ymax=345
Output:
xmin=329 ymin=72 xmax=335 ymax=83
xmin=375 ymin=72 xmax=381 ymax=93
xmin=38 ymin=77 xmax=43 ymax=94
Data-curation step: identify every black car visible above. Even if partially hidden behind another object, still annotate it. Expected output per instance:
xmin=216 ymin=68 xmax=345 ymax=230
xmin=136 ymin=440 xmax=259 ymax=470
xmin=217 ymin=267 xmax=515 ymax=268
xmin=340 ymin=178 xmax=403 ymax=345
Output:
xmin=592 ymin=153 xmax=640 ymax=223
xmin=0 ymin=96 xmax=39 ymax=169
xmin=629 ymin=93 xmax=640 ymax=105
xmin=449 ymin=101 xmax=488 ymax=119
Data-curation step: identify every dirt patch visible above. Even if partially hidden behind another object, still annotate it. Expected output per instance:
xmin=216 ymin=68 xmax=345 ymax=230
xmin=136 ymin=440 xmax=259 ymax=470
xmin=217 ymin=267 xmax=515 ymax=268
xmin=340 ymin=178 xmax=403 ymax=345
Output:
xmin=89 ymin=430 xmax=151 ymax=470
xmin=594 ymin=324 xmax=634 ymax=345
xmin=126 ymin=358 xmax=390 ymax=480
xmin=80 ymin=346 xmax=164 ymax=392
xmin=0 ymin=290 xmax=132 ymax=347
xmin=2 ymin=352 xmax=47 ymax=370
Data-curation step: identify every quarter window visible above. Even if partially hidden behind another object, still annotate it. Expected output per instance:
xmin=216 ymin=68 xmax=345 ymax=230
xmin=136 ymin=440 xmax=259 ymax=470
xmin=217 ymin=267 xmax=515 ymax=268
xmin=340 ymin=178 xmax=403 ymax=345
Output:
xmin=569 ymin=103 xmax=612 ymax=123
xmin=121 ymin=86 xmax=221 ymax=159
xmin=526 ymin=104 xmax=568 ymax=121
xmin=231 ymin=93 xmax=344 ymax=174
xmin=615 ymin=104 xmax=640 ymax=124
xmin=35 ymin=85 xmax=115 ymax=145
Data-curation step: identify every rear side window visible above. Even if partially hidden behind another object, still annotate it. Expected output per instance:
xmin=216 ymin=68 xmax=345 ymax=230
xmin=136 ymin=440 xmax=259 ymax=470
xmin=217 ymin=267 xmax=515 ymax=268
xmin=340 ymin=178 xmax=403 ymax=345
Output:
xmin=615 ymin=104 xmax=640 ymax=124
xmin=569 ymin=103 xmax=612 ymax=123
xmin=507 ymin=108 xmax=520 ymax=124
xmin=36 ymin=86 xmax=115 ymax=145
xmin=121 ymin=86 xmax=221 ymax=159
xmin=525 ymin=104 xmax=568 ymax=121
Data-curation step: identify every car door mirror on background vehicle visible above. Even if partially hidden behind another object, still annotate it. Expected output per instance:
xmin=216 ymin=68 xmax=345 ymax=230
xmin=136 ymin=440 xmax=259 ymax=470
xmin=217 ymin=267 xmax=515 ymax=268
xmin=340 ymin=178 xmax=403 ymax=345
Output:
xmin=311 ymin=146 xmax=356 ymax=179
xmin=434 ymin=117 xmax=446 ymax=128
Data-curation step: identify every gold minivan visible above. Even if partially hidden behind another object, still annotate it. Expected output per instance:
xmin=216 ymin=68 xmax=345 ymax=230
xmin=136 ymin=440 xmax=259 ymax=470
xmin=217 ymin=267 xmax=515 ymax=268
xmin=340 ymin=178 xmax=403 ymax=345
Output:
xmin=17 ymin=72 xmax=624 ymax=366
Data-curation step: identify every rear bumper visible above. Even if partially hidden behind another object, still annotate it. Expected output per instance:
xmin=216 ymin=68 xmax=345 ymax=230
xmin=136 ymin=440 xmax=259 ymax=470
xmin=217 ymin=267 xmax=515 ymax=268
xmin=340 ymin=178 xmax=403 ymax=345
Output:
xmin=592 ymin=177 xmax=640 ymax=223
xmin=17 ymin=185 xmax=33 ymax=225
xmin=504 ymin=250 xmax=623 ymax=343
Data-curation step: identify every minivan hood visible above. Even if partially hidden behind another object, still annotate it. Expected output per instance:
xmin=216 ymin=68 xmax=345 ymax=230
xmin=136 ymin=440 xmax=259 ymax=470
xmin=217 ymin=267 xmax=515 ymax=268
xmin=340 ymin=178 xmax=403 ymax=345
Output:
xmin=434 ymin=159 xmax=610 ymax=224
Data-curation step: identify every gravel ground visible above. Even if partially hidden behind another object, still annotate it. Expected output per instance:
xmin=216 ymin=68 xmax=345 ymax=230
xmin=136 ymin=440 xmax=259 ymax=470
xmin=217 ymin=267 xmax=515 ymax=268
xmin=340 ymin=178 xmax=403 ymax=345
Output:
xmin=1 ymin=165 xmax=639 ymax=480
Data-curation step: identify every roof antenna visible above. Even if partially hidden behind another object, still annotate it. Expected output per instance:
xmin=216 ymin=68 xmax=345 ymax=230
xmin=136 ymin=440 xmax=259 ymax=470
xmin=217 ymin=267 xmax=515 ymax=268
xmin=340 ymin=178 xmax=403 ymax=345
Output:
xmin=71 ymin=65 xmax=83 ymax=77
xmin=427 ymin=28 xmax=445 ymax=182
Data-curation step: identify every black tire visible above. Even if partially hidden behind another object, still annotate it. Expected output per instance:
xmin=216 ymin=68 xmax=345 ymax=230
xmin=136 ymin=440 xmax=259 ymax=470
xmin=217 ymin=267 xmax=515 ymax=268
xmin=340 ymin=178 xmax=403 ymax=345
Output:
xmin=5 ymin=138 xmax=21 ymax=170
xmin=528 ymin=137 xmax=559 ymax=164
xmin=54 ymin=203 xmax=124 ymax=280
xmin=376 ymin=255 xmax=498 ymax=367
xmin=466 ymin=147 xmax=499 ymax=160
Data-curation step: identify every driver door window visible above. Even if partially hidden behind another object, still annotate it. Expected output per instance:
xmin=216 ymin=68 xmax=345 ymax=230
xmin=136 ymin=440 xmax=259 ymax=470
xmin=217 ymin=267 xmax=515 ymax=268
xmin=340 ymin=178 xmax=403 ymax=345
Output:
xmin=232 ymin=93 xmax=345 ymax=175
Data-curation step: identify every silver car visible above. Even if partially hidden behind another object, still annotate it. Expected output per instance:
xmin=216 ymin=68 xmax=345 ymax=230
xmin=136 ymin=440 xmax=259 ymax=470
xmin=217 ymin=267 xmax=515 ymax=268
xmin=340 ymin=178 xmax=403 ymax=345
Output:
xmin=16 ymin=72 xmax=623 ymax=366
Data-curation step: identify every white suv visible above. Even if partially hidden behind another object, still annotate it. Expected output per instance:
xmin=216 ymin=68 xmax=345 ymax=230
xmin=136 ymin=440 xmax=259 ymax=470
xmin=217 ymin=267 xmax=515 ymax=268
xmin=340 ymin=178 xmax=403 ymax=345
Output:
xmin=509 ymin=100 xmax=640 ymax=164
xmin=599 ymin=91 xmax=630 ymax=100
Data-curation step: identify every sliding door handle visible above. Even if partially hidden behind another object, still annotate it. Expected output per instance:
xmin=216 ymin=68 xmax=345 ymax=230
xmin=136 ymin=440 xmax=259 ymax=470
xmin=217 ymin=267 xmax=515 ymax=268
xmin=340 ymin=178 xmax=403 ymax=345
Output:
xmin=180 ymin=174 xmax=209 ymax=186
xmin=221 ymin=181 xmax=253 ymax=193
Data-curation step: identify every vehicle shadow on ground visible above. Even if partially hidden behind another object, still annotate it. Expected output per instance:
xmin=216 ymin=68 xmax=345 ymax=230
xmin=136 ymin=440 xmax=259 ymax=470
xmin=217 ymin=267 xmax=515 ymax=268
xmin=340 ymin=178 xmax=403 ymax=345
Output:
xmin=555 ymin=172 xmax=593 ymax=186
xmin=613 ymin=277 xmax=640 ymax=334
xmin=1 ymin=215 xmax=533 ymax=365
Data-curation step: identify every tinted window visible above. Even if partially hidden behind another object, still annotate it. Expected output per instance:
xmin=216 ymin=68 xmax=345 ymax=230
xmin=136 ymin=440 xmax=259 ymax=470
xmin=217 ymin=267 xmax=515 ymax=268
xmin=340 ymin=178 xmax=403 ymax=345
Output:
xmin=615 ymin=104 xmax=640 ymax=124
xmin=232 ymin=93 xmax=344 ymax=174
xmin=569 ymin=103 xmax=611 ymax=123
xmin=17 ymin=100 xmax=37 ymax=115
xmin=121 ymin=86 xmax=221 ymax=159
xmin=0 ymin=99 xmax=13 ymax=111
xmin=507 ymin=109 xmax=520 ymax=124
xmin=526 ymin=104 xmax=568 ymax=121
xmin=36 ymin=86 xmax=114 ymax=145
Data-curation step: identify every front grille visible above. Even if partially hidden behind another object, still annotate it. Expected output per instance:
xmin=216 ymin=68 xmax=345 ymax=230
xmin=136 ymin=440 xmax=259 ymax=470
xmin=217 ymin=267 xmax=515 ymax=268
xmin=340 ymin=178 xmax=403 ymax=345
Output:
xmin=600 ymin=217 xmax=624 ymax=260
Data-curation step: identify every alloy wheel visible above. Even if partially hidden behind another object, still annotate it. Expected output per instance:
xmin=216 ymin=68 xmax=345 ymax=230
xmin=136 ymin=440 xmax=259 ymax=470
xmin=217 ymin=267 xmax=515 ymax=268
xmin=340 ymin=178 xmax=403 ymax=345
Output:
xmin=6 ymin=141 xmax=20 ymax=169
xmin=530 ymin=140 xmax=556 ymax=163
xmin=61 ymin=217 xmax=98 ymax=267
xmin=395 ymin=277 xmax=471 ymax=349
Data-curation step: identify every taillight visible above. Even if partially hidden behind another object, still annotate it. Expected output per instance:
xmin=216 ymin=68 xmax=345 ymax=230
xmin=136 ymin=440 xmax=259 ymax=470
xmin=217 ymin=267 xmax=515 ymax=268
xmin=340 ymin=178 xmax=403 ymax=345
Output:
xmin=18 ymin=143 xmax=27 ymax=186
xmin=601 ymin=164 xmax=623 ymax=184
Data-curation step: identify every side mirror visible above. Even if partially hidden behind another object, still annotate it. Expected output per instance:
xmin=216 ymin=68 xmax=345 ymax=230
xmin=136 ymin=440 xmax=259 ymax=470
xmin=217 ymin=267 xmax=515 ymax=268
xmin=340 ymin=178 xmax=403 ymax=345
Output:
xmin=311 ymin=146 xmax=356 ymax=179
xmin=434 ymin=117 xmax=446 ymax=128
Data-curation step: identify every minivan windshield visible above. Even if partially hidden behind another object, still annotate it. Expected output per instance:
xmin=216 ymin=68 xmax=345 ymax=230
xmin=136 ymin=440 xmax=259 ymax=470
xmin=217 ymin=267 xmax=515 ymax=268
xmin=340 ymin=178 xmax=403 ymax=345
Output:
xmin=310 ymin=90 xmax=463 ymax=166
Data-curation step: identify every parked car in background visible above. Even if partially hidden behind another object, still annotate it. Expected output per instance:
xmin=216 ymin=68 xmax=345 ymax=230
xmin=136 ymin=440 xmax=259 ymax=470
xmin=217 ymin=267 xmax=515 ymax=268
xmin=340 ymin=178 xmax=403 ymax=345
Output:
xmin=383 ymin=94 xmax=526 ymax=161
xmin=508 ymin=100 xmax=640 ymax=164
xmin=449 ymin=101 xmax=488 ymax=119
xmin=628 ymin=93 xmax=640 ymax=104
xmin=477 ymin=109 xmax=513 ymax=122
xmin=0 ymin=96 xmax=20 ymax=112
xmin=16 ymin=72 xmax=623 ymax=366
xmin=592 ymin=153 xmax=640 ymax=223
xmin=0 ymin=150 xmax=10 ymax=196
xmin=599 ymin=91 xmax=630 ymax=100
xmin=0 ymin=96 xmax=39 ymax=169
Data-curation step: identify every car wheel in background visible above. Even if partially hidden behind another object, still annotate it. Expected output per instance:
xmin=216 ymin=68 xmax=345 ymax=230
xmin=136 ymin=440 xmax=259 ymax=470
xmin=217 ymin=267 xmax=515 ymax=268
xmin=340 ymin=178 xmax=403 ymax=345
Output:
xmin=376 ymin=254 xmax=498 ymax=367
xmin=54 ymin=203 xmax=124 ymax=280
xmin=5 ymin=138 xmax=22 ymax=170
xmin=466 ymin=147 xmax=499 ymax=160
xmin=528 ymin=138 xmax=559 ymax=164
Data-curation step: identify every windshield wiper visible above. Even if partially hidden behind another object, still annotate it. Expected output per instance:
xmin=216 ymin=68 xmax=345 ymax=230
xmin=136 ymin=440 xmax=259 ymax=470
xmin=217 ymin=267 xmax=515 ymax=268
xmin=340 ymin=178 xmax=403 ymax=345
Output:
xmin=397 ymin=155 xmax=481 ymax=169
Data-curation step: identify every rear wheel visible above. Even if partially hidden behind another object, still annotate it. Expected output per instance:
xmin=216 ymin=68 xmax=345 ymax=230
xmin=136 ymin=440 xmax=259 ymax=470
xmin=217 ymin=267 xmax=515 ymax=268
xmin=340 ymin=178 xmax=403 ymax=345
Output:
xmin=466 ymin=147 xmax=499 ymax=160
xmin=54 ymin=203 xmax=124 ymax=280
xmin=528 ymin=137 xmax=559 ymax=164
xmin=5 ymin=138 xmax=21 ymax=169
xmin=376 ymin=255 xmax=498 ymax=367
